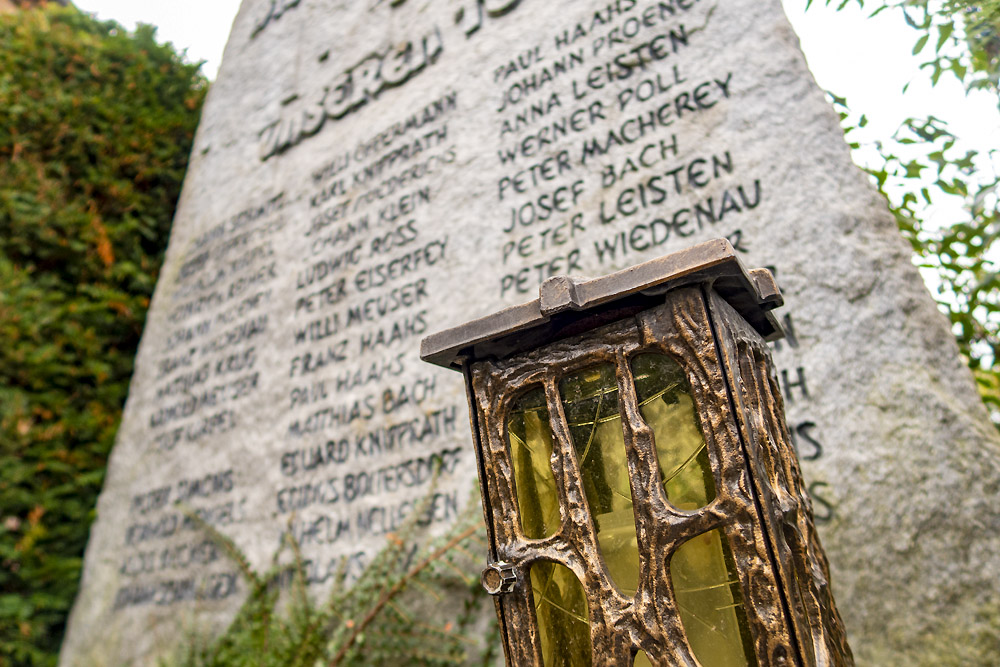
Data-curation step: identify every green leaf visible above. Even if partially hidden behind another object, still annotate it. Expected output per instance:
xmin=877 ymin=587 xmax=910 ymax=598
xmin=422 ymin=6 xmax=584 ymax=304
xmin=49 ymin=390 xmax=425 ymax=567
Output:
xmin=936 ymin=22 xmax=954 ymax=52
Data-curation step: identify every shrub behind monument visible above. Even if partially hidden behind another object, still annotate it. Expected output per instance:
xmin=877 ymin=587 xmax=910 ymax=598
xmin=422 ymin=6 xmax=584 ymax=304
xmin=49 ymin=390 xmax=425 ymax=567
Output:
xmin=0 ymin=6 xmax=205 ymax=664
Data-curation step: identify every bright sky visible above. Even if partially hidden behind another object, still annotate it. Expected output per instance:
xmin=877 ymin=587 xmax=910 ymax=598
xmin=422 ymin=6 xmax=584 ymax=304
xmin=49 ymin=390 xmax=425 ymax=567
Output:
xmin=785 ymin=1 xmax=998 ymax=141
xmin=783 ymin=0 xmax=1000 ymax=235
xmin=72 ymin=0 xmax=242 ymax=79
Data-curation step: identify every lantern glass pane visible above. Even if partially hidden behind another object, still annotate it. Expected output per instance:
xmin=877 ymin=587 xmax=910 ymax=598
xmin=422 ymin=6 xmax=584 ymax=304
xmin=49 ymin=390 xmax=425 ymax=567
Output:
xmin=507 ymin=387 xmax=560 ymax=539
xmin=559 ymin=364 xmax=640 ymax=595
xmin=530 ymin=560 xmax=592 ymax=667
xmin=631 ymin=354 xmax=716 ymax=510
xmin=670 ymin=528 xmax=756 ymax=666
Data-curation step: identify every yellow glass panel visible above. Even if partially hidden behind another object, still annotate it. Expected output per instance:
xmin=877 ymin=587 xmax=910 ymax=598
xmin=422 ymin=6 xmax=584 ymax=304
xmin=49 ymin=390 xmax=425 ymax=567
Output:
xmin=631 ymin=354 xmax=716 ymax=511
xmin=559 ymin=364 xmax=640 ymax=595
xmin=531 ymin=560 xmax=592 ymax=667
xmin=507 ymin=387 xmax=560 ymax=539
xmin=671 ymin=529 xmax=756 ymax=666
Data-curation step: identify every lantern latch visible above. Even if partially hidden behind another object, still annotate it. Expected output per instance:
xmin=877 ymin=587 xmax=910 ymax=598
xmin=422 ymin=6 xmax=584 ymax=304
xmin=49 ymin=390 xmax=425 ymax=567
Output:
xmin=481 ymin=561 xmax=517 ymax=595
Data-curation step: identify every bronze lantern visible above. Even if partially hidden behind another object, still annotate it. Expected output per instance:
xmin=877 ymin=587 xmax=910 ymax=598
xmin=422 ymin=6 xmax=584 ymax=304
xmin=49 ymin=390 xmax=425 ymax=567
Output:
xmin=421 ymin=239 xmax=852 ymax=666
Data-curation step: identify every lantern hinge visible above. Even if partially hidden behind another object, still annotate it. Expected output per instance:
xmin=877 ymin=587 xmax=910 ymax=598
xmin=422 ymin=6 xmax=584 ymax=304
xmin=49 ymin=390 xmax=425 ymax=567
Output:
xmin=539 ymin=275 xmax=584 ymax=316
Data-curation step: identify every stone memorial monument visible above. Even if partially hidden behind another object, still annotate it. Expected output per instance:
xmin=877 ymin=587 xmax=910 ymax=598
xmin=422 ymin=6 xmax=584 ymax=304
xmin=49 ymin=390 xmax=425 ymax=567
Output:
xmin=62 ymin=0 xmax=1000 ymax=664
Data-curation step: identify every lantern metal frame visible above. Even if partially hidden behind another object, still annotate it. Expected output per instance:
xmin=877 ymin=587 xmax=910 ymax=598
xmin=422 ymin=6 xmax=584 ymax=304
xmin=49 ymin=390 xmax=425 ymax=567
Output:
xmin=421 ymin=239 xmax=852 ymax=666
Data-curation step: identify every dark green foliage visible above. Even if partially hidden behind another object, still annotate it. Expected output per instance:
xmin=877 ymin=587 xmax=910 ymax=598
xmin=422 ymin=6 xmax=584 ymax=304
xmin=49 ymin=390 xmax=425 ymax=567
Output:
xmin=170 ymin=491 xmax=498 ymax=667
xmin=0 ymin=5 xmax=206 ymax=664
xmin=818 ymin=0 xmax=1000 ymax=426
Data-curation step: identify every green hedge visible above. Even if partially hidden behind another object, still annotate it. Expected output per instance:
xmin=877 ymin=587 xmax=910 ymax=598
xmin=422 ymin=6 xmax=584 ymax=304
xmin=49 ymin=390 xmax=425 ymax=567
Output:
xmin=0 ymin=6 xmax=205 ymax=664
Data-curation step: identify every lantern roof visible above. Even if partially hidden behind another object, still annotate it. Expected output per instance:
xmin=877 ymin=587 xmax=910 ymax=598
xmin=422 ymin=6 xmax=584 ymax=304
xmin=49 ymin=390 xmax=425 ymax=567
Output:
xmin=421 ymin=238 xmax=784 ymax=371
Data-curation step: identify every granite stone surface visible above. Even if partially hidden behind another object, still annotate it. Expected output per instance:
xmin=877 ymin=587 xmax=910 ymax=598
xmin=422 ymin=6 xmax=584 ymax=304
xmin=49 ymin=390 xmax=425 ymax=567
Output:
xmin=62 ymin=0 xmax=1000 ymax=663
